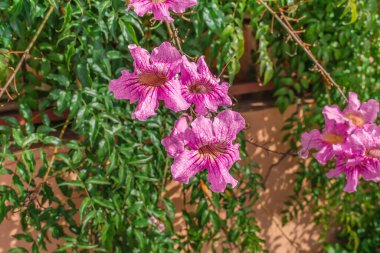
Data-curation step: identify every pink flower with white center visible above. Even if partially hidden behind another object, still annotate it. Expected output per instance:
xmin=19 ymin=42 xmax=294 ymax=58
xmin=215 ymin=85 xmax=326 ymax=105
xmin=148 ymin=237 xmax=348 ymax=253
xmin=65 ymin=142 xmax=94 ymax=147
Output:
xmin=128 ymin=0 xmax=197 ymax=23
xmin=161 ymin=114 xmax=192 ymax=158
xmin=180 ymin=56 xmax=232 ymax=115
xmin=323 ymin=92 xmax=379 ymax=129
xmin=299 ymin=120 xmax=348 ymax=165
xmin=163 ymin=110 xmax=245 ymax=192
xmin=109 ymin=42 xmax=190 ymax=121
xmin=326 ymin=125 xmax=380 ymax=192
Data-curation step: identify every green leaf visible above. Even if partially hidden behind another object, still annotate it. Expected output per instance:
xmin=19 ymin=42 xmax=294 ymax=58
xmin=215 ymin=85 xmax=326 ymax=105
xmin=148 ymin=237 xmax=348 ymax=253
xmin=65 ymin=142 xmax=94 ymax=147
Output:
xmin=58 ymin=180 xmax=84 ymax=188
xmin=13 ymin=233 xmax=34 ymax=243
xmin=86 ymin=177 xmax=111 ymax=185
xmin=93 ymin=197 xmax=114 ymax=210
xmin=163 ymin=198 xmax=175 ymax=221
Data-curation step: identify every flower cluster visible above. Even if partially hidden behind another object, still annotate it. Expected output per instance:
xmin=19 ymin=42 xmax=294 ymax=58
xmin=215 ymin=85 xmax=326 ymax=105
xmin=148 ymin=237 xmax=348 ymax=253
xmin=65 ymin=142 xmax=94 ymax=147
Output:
xmin=109 ymin=42 xmax=244 ymax=192
xmin=127 ymin=0 xmax=197 ymax=23
xmin=299 ymin=92 xmax=380 ymax=192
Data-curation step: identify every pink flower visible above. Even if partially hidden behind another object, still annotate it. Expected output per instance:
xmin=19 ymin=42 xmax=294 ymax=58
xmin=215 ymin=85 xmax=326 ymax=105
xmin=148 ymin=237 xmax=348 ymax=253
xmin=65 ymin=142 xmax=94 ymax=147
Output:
xmin=323 ymin=92 xmax=379 ymax=129
xmin=163 ymin=110 xmax=245 ymax=192
xmin=299 ymin=120 xmax=348 ymax=165
xmin=326 ymin=125 xmax=380 ymax=192
xmin=109 ymin=42 xmax=190 ymax=121
xmin=180 ymin=56 xmax=232 ymax=115
xmin=161 ymin=114 xmax=192 ymax=158
xmin=128 ymin=0 xmax=197 ymax=23
xmin=157 ymin=223 xmax=165 ymax=232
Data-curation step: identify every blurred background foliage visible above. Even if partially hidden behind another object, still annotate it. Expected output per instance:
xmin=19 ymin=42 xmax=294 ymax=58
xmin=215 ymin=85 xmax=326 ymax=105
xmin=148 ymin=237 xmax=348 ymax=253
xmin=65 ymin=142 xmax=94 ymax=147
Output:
xmin=0 ymin=0 xmax=380 ymax=252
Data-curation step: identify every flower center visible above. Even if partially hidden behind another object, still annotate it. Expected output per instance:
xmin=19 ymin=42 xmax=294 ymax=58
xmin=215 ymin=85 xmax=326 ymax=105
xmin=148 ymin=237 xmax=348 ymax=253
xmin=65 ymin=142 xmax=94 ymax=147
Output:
xmin=366 ymin=148 xmax=380 ymax=159
xmin=138 ymin=72 xmax=167 ymax=87
xmin=189 ymin=83 xmax=211 ymax=94
xmin=198 ymin=143 xmax=227 ymax=158
xmin=321 ymin=132 xmax=344 ymax=145
xmin=344 ymin=113 xmax=365 ymax=126
xmin=151 ymin=0 xmax=166 ymax=3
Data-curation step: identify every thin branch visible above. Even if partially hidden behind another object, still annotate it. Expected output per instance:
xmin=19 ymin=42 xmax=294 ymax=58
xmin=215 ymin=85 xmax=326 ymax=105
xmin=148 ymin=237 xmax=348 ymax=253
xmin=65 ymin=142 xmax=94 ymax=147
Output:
xmin=256 ymin=0 xmax=348 ymax=102
xmin=218 ymin=55 xmax=235 ymax=79
xmin=42 ymin=117 xmax=70 ymax=182
xmin=0 ymin=5 xmax=54 ymax=100
xmin=245 ymin=137 xmax=298 ymax=157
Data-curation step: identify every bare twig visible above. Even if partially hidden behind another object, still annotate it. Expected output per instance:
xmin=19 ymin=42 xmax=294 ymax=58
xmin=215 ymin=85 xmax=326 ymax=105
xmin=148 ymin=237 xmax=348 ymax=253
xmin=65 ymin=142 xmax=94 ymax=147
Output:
xmin=165 ymin=22 xmax=183 ymax=53
xmin=218 ymin=55 xmax=236 ymax=79
xmin=42 ymin=117 xmax=70 ymax=182
xmin=246 ymin=137 xmax=298 ymax=157
xmin=0 ymin=5 xmax=54 ymax=100
xmin=256 ymin=0 xmax=348 ymax=102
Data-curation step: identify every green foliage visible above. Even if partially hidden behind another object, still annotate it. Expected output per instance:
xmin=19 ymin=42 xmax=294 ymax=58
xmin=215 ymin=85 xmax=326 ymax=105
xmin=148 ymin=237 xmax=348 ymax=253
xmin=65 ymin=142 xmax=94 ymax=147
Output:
xmin=252 ymin=0 xmax=380 ymax=252
xmin=0 ymin=0 xmax=265 ymax=252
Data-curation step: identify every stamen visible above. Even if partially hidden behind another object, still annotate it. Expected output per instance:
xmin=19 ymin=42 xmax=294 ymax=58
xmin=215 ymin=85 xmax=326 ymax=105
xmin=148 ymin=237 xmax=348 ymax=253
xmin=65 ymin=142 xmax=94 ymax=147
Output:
xmin=321 ymin=132 xmax=344 ymax=145
xmin=138 ymin=72 xmax=167 ymax=87
xmin=151 ymin=0 xmax=166 ymax=3
xmin=198 ymin=143 xmax=227 ymax=158
xmin=344 ymin=113 xmax=365 ymax=126
xmin=189 ymin=83 xmax=211 ymax=94
xmin=367 ymin=149 xmax=380 ymax=159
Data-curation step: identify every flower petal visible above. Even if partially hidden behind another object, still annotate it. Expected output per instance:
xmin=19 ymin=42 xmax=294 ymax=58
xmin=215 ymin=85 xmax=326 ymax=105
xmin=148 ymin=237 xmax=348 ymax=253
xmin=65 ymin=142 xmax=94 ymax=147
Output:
xmin=193 ymin=94 xmax=216 ymax=115
xmin=162 ymin=135 xmax=185 ymax=158
xmin=207 ymin=159 xmax=238 ymax=192
xmin=168 ymin=0 xmax=197 ymax=13
xmin=132 ymin=87 xmax=158 ymax=121
xmin=151 ymin=42 xmax=181 ymax=64
xmin=197 ymin=56 xmax=215 ymax=80
xmin=180 ymin=56 xmax=198 ymax=86
xmin=171 ymin=150 xmax=205 ymax=183
xmin=314 ymin=145 xmax=334 ymax=165
xmin=326 ymin=164 xmax=345 ymax=178
xmin=323 ymin=105 xmax=346 ymax=124
xmin=158 ymin=79 xmax=190 ymax=112
xmin=128 ymin=0 xmax=153 ymax=16
xmin=213 ymin=110 xmax=245 ymax=142
xmin=360 ymin=163 xmax=380 ymax=182
xmin=152 ymin=4 xmax=173 ymax=22
xmin=109 ymin=70 xmax=141 ymax=103
xmin=344 ymin=168 xmax=359 ymax=193
xmin=298 ymin=129 xmax=322 ymax=159
xmin=162 ymin=114 xmax=192 ymax=158
xmin=360 ymin=99 xmax=379 ymax=123
xmin=172 ymin=114 xmax=192 ymax=135
xmin=186 ymin=116 xmax=215 ymax=149
xmin=348 ymin=92 xmax=361 ymax=111
xmin=215 ymin=82 xmax=233 ymax=106
xmin=128 ymin=44 xmax=151 ymax=71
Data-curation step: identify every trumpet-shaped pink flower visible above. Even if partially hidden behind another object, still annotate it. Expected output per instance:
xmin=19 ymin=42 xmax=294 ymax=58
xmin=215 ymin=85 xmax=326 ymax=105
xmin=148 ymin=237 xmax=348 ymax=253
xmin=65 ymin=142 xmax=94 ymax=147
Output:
xmin=128 ymin=0 xmax=197 ymax=23
xmin=299 ymin=120 xmax=348 ymax=165
xmin=109 ymin=42 xmax=190 ymax=121
xmin=162 ymin=110 xmax=245 ymax=192
xmin=180 ymin=56 xmax=232 ymax=115
xmin=323 ymin=92 xmax=379 ymax=129
xmin=326 ymin=125 xmax=380 ymax=192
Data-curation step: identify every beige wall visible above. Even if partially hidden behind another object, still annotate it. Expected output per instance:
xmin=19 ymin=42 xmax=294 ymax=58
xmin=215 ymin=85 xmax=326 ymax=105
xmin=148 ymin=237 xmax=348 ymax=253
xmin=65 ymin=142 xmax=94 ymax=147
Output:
xmin=242 ymin=105 xmax=321 ymax=253
xmin=0 ymin=105 xmax=322 ymax=252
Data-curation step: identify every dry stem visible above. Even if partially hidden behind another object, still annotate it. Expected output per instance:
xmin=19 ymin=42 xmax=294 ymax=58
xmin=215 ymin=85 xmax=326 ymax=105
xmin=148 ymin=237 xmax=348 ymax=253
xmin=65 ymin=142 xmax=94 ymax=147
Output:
xmin=0 ymin=5 xmax=54 ymax=100
xmin=256 ymin=0 xmax=348 ymax=102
